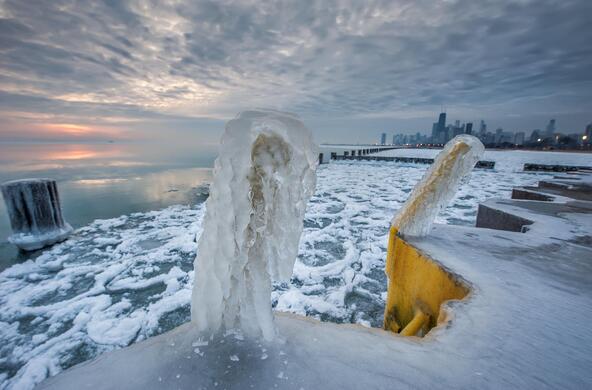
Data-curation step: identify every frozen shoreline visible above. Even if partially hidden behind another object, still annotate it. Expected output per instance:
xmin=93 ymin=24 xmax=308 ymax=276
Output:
xmin=0 ymin=154 xmax=576 ymax=389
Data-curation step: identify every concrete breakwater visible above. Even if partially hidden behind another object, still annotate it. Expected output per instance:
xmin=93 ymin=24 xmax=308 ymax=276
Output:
xmin=332 ymin=154 xmax=496 ymax=169
xmin=524 ymin=163 xmax=592 ymax=172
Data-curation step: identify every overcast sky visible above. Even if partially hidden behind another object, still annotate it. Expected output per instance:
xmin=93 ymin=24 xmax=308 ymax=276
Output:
xmin=1 ymin=0 xmax=591 ymax=144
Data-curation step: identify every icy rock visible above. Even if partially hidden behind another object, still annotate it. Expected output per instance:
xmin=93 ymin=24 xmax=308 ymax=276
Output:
xmin=392 ymin=135 xmax=484 ymax=237
xmin=191 ymin=110 xmax=318 ymax=341
xmin=1 ymin=178 xmax=73 ymax=251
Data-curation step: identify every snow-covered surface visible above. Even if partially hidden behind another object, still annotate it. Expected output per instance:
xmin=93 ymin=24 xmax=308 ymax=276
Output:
xmin=0 ymin=151 xmax=587 ymax=389
xmin=392 ymin=135 xmax=484 ymax=236
xmin=37 ymin=217 xmax=592 ymax=389
xmin=192 ymin=110 xmax=317 ymax=341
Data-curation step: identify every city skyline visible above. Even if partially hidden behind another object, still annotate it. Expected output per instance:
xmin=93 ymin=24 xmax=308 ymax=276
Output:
xmin=1 ymin=1 xmax=591 ymax=145
xmin=384 ymin=113 xmax=590 ymax=148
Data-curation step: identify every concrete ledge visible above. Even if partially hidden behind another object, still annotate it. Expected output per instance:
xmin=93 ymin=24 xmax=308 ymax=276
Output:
xmin=476 ymin=203 xmax=533 ymax=232
xmin=511 ymin=187 xmax=555 ymax=201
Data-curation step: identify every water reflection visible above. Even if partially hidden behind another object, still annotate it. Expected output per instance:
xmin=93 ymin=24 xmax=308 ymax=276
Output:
xmin=0 ymin=141 xmax=218 ymax=270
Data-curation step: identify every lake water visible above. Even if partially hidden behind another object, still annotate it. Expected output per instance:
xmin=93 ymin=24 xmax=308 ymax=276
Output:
xmin=0 ymin=141 xmax=218 ymax=269
xmin=1 ymin=142 xmax=592 ymax=271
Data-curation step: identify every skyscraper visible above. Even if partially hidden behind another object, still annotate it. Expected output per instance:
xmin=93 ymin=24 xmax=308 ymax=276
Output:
xmin=479 ymin=120 xmax=487 ymax=135
xmin=436 ymin=112 xmax=447 ymax=143
xmin=465 ymin=122 xmax=473 ymax=135
xmin=431 ymin=122 xmax=438 ymax=142
xmin=380 ymin=133 xmax=386 ymax=145
xmin=545 ymin=119 xmax=556 ymax=138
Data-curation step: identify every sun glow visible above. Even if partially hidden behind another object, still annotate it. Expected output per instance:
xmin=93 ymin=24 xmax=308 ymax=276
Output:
xmin=44 ymin=123 xmax=94 ymax=135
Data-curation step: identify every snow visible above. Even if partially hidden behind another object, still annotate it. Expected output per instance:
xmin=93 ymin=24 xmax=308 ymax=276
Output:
xmin=391 ymin=135 xmax=484 ymax=236
xmin=0 ymin=149 xmax=585 ymax=389
xmin=191 ymin=110 xmax=317 ymax=341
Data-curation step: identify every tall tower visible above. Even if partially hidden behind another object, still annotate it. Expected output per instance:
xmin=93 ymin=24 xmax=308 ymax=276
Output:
xmin=437 ymin=112 xmax=447 ymax=143
xmin=545 ymin=119 xmax=556 ymax=138
xmin=465 ymin=122 xmax=473 ymax=135
xmin=381 ymin=132 xmax=386 ymax=145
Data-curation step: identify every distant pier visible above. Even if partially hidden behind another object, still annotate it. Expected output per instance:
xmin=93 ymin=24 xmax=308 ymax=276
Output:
xmin=331 ymin=153 xmax=495 ymax=169
xmin=523 ymin=163 xmax=592 ymax=172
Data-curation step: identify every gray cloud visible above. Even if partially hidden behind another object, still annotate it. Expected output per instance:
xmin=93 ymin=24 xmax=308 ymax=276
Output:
xmin=0 ymin=0 xmax=591 ymax=141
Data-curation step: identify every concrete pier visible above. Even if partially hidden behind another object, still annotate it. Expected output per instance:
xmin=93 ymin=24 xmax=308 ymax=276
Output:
xmin=39 ymin=173 xmax=592 ymax=390
xmin=524 ymin=163 xmax=592 ymax=172
xmin=332 ymin=154 xmax=495 ymax=169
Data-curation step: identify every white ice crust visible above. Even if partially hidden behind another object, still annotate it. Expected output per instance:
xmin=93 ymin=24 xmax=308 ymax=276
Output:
xmin=392 ymin=135 xmax=484 ymax=236
xmin=191 ymin=110 xmax=317 ymax=341
xmin=8 ymin=224 xmax=73 ymax=251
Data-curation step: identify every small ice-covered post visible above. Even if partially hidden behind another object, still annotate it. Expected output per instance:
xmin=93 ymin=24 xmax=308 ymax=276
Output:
xmin=384 ymin=135 xmax=483 ymax=332
xmin=191 ymin=110 xmax=317 ymax=341
xmin=1 ymin=179 xmax=73 ymax=251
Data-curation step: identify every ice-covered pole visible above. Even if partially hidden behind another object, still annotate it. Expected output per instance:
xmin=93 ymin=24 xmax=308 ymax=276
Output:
xmin=1 ymin=178 xmax=73 ymax=251
xmin=191 ymin=110 xmax=317 ymax=341
xmin=384 ymin=135 xmax=484 ymax=333
xmin=391 ymin=135 xmax=485 ymax=237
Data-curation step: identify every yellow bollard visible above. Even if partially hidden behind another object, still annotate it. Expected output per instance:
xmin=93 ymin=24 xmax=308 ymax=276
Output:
xmin=383 ymin=136 xmax=482 ymax=336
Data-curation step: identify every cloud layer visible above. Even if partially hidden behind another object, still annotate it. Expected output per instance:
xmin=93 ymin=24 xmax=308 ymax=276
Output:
xmin=1 ymin=0 xmax=591 ymax=141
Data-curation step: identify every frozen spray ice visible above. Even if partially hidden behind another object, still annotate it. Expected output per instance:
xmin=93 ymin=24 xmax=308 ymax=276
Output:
xmin=392 ymin=135 xmax=484 ymax=237
xmin=191 ymin=110 xmax=317 ymax=341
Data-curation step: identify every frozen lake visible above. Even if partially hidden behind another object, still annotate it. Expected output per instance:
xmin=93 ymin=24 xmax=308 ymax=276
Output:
xmin=1 ymin=147 xmax=592 ymax=389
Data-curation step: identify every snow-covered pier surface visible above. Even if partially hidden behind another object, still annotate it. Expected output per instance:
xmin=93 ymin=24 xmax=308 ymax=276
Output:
xmin=191 ymin=110 xmax=317 ymax=341
xmin=1 ymin=179 xmax=72 ymax=251
xmin=37 ymin=175 xmax=592 ymax=389
xmin=1 ymin=152 xmax=590 ymax=389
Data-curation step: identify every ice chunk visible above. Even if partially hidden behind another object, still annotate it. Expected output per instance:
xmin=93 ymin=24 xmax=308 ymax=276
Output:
xmin=191 ymin=110 xmax=317 ymax=341
xmin=1 ymin=178 xmax=72 ymax=250
xmin=391 ymin=135 xmax=484 ymax=236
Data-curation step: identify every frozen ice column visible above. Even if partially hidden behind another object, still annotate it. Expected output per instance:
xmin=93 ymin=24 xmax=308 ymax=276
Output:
xmin=191 ymin=110 xmax=317 ymax=341
xmin=391 ymin=135 xmax=485 ymax=237
xmin=1 ymin=178 xmax=73 ymax=251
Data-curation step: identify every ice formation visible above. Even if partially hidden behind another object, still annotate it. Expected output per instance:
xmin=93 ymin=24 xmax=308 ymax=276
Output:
xmin=0 ymin=151 xmax=570 ymax=389
xmin=1 ymin=178 xmax=73 ymax=250
xmin=392 ymin=135 xmax=484 ymax=236
xmin=191 ymin=110 xmax=317 ymax=340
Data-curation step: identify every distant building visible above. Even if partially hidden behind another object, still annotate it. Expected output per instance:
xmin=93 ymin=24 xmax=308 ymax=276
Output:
xmin=495 ymin=128 xmax=504 ymax=144
xmin=479 ymin=120 xmax=487 ymax=135
xmin=381 ymin=133 xmax=386 ymax=145
xmin=465 ymin=122 xmax=473 ymax=135
xmin=584 ymin=123 xmax=592 ymax=145
xmin=437 ymin=112 xmax=447 ymax=143
xmin=530 ymin=129 xmax=541 ymax=143
xmin=545 ymin=119 xmax=556 ymax=138
xmin=431 ymin=123 xmax=438 ymax=142
xmin=514 ymin=132 xmax=525 ymax=145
